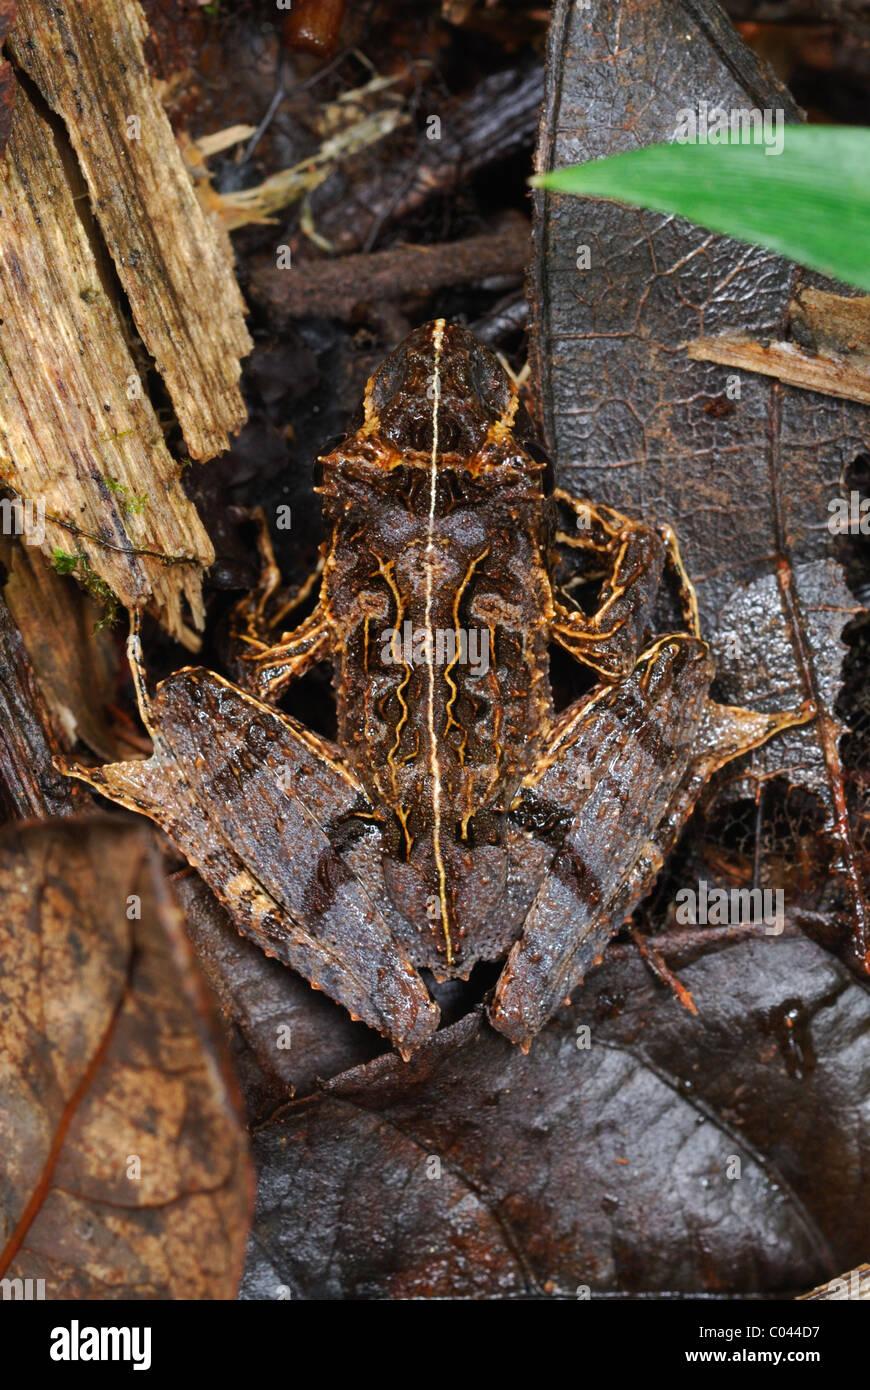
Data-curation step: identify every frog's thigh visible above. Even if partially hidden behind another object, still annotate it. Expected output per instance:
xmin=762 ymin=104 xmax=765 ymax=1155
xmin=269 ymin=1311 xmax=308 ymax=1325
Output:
xmin=64 ymin=669 xmax=439 ymax=1057
xmin=491 ymin=635 xmax=713 ymax=1048
xmin=491 ymin=651 xmax=814 ymax=1048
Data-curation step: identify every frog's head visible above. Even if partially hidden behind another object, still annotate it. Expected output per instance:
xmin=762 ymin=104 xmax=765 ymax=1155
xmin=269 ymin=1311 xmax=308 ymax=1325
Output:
xmin=315 ymin=318 xmax=551 ymax=495
xmin=362 ymin=319 xmax=511 ymax=458
xmin=362 ymin=316 xmax=551 ymax=468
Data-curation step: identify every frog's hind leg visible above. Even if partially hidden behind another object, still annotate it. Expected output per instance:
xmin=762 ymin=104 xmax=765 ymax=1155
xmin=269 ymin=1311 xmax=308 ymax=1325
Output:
xmin=490 ymin=635 xmax=814 ymax=1049
xmin=551 ymin=490 xmax=700 ymax=680
xmin=60 ymin=614 xmax=439 ymax=1057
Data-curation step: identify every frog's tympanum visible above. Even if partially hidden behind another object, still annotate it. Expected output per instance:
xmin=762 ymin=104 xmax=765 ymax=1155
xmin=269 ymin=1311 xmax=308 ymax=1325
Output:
xmin=67 ymin=322 xmax=813 ymax=1056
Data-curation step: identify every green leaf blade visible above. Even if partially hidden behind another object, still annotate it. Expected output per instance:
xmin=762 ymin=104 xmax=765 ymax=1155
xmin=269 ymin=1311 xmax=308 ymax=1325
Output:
xmin=533 ymin=128 xmax=870 ymax=292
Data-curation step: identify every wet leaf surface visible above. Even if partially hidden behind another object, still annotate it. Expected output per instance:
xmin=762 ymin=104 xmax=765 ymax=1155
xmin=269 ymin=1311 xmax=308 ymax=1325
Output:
xmin=171 ymin=869 xmax=383 ymax=1109
xmin=241 ymin=934 xmax=870 ymax=1299
xmin=0 ymin=818 xmax=253 ymax=1298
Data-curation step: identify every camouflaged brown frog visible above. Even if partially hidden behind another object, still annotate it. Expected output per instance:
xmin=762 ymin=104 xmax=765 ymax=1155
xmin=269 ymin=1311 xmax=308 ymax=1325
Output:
xmin=66 ymin=321 xmax=813 ymax=1057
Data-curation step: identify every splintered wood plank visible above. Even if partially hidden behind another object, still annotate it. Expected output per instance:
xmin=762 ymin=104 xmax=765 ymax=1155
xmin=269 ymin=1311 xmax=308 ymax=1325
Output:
xmin=686 ymin=334 xmax=870 ymax=408
xmin=8 ymin=0 xmax=252 ymax=461
xmin=687 ymin=289 xmax=870 ymax=407
xmin=0 ymin=86 xmax=212 ymax=637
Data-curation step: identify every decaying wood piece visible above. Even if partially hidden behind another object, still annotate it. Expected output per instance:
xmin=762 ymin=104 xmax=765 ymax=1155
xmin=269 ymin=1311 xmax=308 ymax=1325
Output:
xmin=7 ymin=0 xmax=251 ymax=461
xmin=0 ymin=536 xmax=132 ymax=762
xmin=791 ymin=287 xmax=870 ymax=356
xmin=0 ymin=1 xmax=16 ymax=154
xmin=687 ymin=289 xmax=870 ymax=406
xmin=0 ymin=87 xmax=212 ymax=637
xmin=686 ymin=336 xmax=870 ymax=407
xmin=799 ymin=1264 xmax=870 ymax=1299
xmin=0 ymin=586 xmax=85 ymax=820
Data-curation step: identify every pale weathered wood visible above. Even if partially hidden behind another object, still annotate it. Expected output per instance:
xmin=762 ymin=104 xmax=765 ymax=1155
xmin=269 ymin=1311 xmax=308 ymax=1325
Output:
xmin=687 ymin=290 xmax=870 ymax=407
xmin=687 ymin=334 xmax=870 ymax=408
xmin=799 ymin=1263 xmax=870 ymax=1299
xmin=8 ymin=0 xmax=252 ymax=461
xmin=0 ymin=86 xmax=213 ymax=636
xmin=791 ymin=286 xmax=870 ymax=356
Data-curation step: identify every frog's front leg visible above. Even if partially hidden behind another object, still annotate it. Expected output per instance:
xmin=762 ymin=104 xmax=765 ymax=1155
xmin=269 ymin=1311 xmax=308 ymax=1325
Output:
xmin=61 ymin=620 xmax=439 ymax=1058
xmin=234 ymin=606 xmax=332 ymax=701
xmin=489 ymin=634 xmax=814 ymax=1048
xmin=551 ymin=489 xmax=700 ymax=679
xmin=228 ymin=508 xmax=330 ymax=701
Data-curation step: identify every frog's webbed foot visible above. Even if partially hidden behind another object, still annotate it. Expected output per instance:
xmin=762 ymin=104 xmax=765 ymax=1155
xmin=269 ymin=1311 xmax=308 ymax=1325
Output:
xmin=227 ymin=507 xmax=329 ymax=702
xmin=61 ymin=618 xmax=439 ymax=1058
xmin=489 ymin=634 xmax=814 ymax=1049
xmin=550 ymin=490 xmax=700 ymax=680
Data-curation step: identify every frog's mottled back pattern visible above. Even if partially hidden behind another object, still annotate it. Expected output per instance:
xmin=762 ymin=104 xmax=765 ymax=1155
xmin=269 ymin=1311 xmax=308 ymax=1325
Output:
xmin=317 ymin=321 xmax=554 ymax=967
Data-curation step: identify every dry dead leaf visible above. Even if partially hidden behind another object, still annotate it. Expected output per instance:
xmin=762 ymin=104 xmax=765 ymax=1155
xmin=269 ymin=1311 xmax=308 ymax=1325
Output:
xmin=0 ymin=818 xmax=253 ymax=1299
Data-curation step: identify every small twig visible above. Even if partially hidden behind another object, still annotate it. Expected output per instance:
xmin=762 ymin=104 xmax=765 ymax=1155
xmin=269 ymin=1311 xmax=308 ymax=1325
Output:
xmin=610 ymin=918 xmax=801 ymax=963
xmin=251 ymin=217 xmax=530 ymax=323
xmin=240 ymin=85 xmax=285 ymax=167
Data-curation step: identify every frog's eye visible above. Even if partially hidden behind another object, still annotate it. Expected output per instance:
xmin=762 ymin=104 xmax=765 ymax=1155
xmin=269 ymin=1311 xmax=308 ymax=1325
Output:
xmin=525 ymin=439 xmax=555 ymax=495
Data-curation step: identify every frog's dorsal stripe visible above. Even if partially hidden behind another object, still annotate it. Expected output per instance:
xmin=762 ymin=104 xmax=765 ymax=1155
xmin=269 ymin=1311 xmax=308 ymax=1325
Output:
xmin=422 ymin=318 xmax=454 ymax=965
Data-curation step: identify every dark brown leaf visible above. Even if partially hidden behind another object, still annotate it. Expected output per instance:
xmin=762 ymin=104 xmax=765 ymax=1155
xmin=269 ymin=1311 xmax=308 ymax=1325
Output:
xmin=530 ymin=0 xmax=869 ymax=964
xmin=240 ymin=934 xmax=870 ymax=1299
